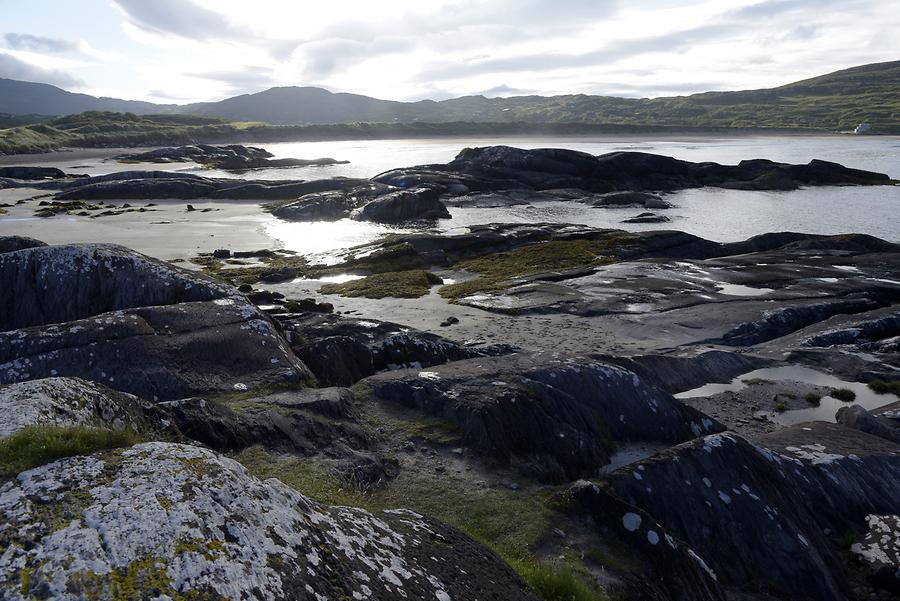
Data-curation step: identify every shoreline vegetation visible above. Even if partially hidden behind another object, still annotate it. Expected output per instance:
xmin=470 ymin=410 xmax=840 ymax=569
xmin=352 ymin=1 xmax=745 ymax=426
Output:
xmin=0 ymin=110 xmax=889 ymax=156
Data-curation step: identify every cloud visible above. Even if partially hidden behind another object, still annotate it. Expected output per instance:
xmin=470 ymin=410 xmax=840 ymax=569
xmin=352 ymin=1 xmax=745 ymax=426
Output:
xmin=0 ymin=51 xmax=83 ymax=88
xmin=418 ymin=23 xmax=740 ymax=81
xmin=297 ymin=37 xmax=415 ymax=78
xmin=3 ymin=33 xmax=79 ymax=54
xmin=183 ymin=66 xmax=280 ymax=95
xmin=112 ymin=0 xmax=251 ymax=41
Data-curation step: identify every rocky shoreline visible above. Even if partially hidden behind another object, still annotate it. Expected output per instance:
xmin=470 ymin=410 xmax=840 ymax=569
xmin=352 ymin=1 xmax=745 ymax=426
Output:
xmin=0 ymin=145 xmax=898 ymax=600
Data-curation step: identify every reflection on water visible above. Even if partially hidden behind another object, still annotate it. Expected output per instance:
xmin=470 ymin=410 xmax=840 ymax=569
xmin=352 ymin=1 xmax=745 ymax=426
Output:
xmin=438 ymin=186 xmax=900 ymax=243
xmin=675 ymin=365 xmax=894 ymax=424
xmin=264 ymin=218 xmax=400 ymax=261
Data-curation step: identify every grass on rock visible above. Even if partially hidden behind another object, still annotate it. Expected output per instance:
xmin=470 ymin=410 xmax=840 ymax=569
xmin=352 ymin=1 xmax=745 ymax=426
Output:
xmin=868 ymin=379 xmax=900 ymax=396
xmin=830 ymin=388 xmax=857 ymax=402
xmin=233 ymin=445 xmax=608 ymax=601
xmin=319 ymin=270 xmax=443 ymax=299
xmin=439 ymin=238 xmax=625 ymax=301
xmin=0 ymin=426 xmax=141 ymax=478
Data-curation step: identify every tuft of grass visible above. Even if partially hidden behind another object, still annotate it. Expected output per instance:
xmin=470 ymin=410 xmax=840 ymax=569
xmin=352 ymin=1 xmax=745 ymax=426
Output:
xmin=868 ymin=379 xmax=900 ymax=396
xmin=0 ymin=426 xmax=141 ymax=478
xmin=830 ymin=388 xmax=857 ymax=402
xmin=804 ymin=392 xmax=822 ymax=405
xmin=319 ymin=270 xmax=443 ymax=299
xmin=439 ymin=238 xmax=626 ymax=301
xmin=773 ymin=401 xmax=788 ymax=412
xmin=511 ymin=559 xmax=602 ymax=601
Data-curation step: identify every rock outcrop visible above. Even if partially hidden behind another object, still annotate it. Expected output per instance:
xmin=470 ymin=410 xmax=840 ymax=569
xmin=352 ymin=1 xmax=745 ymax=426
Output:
xmin=362 ymin=352 xmax=723 ymax=482
xmin=281 ymin=312 xmax=516 ymax=386
xmin=0 ymin=377 xmax=165 ymax=439
xmin=0 ymin=442 xmax=535 ymax=601
xmin=573 ymin=423 xmax=900 ymax=601
xmin=0 ymin=242 xmax=314 ymax=400
xmin=373 ymin=146 xmax=892 ymax=193
xmin=350 ymin=187 xmax=451 ymax=223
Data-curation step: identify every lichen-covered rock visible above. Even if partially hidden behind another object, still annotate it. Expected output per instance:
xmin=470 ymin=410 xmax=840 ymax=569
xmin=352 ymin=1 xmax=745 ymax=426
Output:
xmin=363 ymin=352 xmax=723 ymax=482
xmin=0 ymin=377 xmax=164 ymax=439
xmin=0 ymin=442 xmax=535 ymax=601
xmin=851 ymin=514 xmax=900 ymax=594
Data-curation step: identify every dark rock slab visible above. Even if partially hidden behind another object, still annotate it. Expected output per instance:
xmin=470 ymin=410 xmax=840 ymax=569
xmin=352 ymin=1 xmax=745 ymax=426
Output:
xmin=0 ymin=243 xmax=314 ymax=400
xmin=351 ymin=187 xmax=451 ymax=223
xmin=0 ymin=166 xmax=66 ymax=180
xmin=837 ymin=403 xmax=900 ymax=444
xmin=362 ymin=352 xmax=723 ymax=482
xmin=281 ymin=312 xmax=515 ymax=386
xmin=589 ymin=423 xmax=900 ymax=601
xmin=0 ymin=235 xmax=46 ymax=254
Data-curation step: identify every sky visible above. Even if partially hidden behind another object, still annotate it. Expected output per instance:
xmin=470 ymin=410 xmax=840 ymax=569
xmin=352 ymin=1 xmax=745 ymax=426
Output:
xmin=0 ymin=0 xmax=898 ymax=104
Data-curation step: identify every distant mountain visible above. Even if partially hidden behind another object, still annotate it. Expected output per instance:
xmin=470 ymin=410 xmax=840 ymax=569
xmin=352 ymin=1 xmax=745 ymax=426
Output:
xmin=0 ymin=78 xmax=173 ymax=116
xmin=2 ymin=60 xmax=899 ymax=131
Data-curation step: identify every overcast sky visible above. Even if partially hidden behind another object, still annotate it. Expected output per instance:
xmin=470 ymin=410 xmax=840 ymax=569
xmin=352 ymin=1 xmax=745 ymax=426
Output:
xmin=1 ymin=0 xmax=898 ymax=104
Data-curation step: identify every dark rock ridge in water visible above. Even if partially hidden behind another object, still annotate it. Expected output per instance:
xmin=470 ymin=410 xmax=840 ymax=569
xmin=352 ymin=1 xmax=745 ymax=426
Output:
xmin=115 ymin=143 xmax=349 ymax=170
xmin=374 ymin=145 xmax=892 ymax=193
xmin=2 ymin=145 xmax=891 ymax=227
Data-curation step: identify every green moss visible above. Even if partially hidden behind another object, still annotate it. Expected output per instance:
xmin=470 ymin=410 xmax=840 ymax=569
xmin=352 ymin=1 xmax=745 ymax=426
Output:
xmin=19 ymin=566 xmax=31 ymax=595
xmin=0 ymin=426 xmax=141 ymax=478
xmin=804 ymin=392 xmax=822 ymax=405
xmin=388 ymin=415 xmax=465 ymax=444
xmin=319 ymin=270 xmax=443 ymax=299
xmin=510 ymin=558 xmax=605 ymax=601
xmin=439 ymin=238 xmax=624 ymax=301
xmin=109 ymin=557 xmax=173 ymax=601
xmin=174 ymin=538 xmax=225 ymax=561
xmin=830 ymin=388 xmax=857 ymax=402
xmin=742 ymin=378 xmax=775 ymax=386
xmin=774 ymin=401 xmax=787 ymax=412
xmin=190 ymin=253 xmax=308 ymax=285
xmin=232 ymin=447 xmax=363 ymax=507
xmin=207 ymin=382 xmax=308 ymax=405
xmin=868 ymin=379 xmax=900 ymax=396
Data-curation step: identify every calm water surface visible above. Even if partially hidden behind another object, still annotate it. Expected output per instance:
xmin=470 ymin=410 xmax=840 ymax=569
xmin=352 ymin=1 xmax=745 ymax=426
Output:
xmin=224 ymin=135 xmax=900 ymax=252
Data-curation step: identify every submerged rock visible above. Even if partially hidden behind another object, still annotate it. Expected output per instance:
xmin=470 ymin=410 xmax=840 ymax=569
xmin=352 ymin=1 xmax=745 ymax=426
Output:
xmin=115 ymin=144 xmax=348 ymax=170
xmin=621 ymin=212 xmax=671 ymax=223
xmin=0 ymin=442 xmax=534 ymax=601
